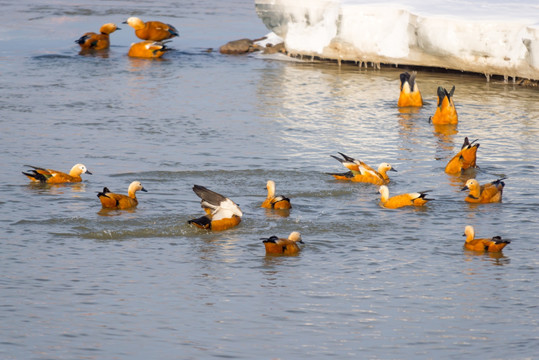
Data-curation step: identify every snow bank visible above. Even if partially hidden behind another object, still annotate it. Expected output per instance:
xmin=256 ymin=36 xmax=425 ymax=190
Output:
xmin=255 ymin=0 xmax=539 ymax=80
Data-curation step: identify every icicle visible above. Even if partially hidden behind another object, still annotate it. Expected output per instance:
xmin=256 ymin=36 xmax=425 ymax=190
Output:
xmin=504 ymin=75 xmax=508 ymax=83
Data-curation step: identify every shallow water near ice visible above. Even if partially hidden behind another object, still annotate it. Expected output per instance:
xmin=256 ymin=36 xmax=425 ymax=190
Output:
xmin=1 ymin=1 xmax=538 ymax=359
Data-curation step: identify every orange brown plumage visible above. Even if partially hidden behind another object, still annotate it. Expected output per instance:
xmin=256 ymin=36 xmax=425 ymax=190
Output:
xmin=262 ymin=232 xmax=303 ymax=255
xmin=23 ymin=164 xmax=92 ymax=183
xmin=461 ymin=178 xmax=505 ymax=203
xmin=378 ymin=185 xmax=433 ymax=209
xmin=123 ymin=17 xmax=179 ymax=41
xmin=328 ymin=152 xmax=397 ymax=185
xmin=75 ymin=23 xmax=120 ymax=50
xmin=127 ymin=40 xmax=170 ymax=58
xmin=445 ymin=137 xmax=480 ymax=174
xmin=261 ymin=180 xmax=291 ymax=210
xmin=97 ymin=181 xmax=147 ymax=209
xmin=430 ymin=86 xmax=458 ymax=125
xmin=398 ymin=71 xmax=423 ymax=107
xmin=188 ymin=185 xmax=242 ymax=231
xmin=463 ymin=225 xmax=510 ymax=252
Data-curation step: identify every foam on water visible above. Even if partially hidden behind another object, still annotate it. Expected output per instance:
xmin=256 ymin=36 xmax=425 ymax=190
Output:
xmin=255 ymin=0 xmax=539 ymax=79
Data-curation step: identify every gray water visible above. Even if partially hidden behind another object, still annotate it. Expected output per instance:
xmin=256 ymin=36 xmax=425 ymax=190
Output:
xmin=1 ymin=1 xmax=538 ymax=359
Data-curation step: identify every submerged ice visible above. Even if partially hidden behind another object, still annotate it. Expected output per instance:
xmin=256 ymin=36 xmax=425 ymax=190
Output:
xmin=255 ymin=0 xmax=539 ymax=80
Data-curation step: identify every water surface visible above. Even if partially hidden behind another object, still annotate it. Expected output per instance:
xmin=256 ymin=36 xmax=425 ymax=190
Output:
xmin=1 ymin=1 xmax=538 ymax=359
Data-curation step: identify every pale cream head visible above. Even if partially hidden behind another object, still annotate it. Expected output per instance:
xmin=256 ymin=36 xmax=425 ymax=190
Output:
xmin=128 ymin=181 xmax=147 ymax=195
xmin=288 ymin=231 xmax=302 ymax=243
xmin=377 ymin=163 xmax=393 ymax=174
xmin=266 ymin=180 xmax=276 ymax=198
xmin=464 ymin=225 xmax=475 ymax=241
xmin=70 ymin=163 xmax=90 ymax=176
xmin=378 ymin=185 xmax=389 ymax=202
xmin=125 ymin=17 xmax=145 ymax=30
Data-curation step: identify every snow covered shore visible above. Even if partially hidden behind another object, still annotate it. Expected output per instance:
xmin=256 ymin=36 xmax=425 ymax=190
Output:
xmin=254 ymin=0 xmax=539 ymax=80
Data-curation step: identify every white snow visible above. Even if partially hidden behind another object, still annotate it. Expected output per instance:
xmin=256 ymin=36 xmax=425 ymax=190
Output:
xmin=255 ymin=0 xmax=539 ymax=80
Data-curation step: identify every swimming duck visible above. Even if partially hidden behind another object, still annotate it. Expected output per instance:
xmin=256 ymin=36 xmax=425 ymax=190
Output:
xmin=461 ymin=178 xmax=505 ymax=203
xmin=261 ymin=180 xmax=291 ymax=210
xmin=398 ymin=71 xmax=423 ymax=107
xmin=127 ymin=40 xmax=170 ymax=58
xmin=75 ymin=23 xmax=120 ymax=50
xmin=445 ymin=137 xmax=480 ymax=174
xmin=329 ymin=152 xmax=397 ymax=185
xmin=261 ymin=231 xmax=303 ymax=255
xmin=378 ymin=185 xmax=433 ymax=209
xmin=188 ymin=185 xmax=242 ymax=231
xmin=463 ymin=225 xmax=510 ymax=252
xmin=22 ymin=164 xmax=92 ymax=183
xmin=97 ymin=181 xmax=147 ymax=209
xmin=430 ymin=86 xmax=458 ymax=125
xmin=123 ymin=17 xmax=179 ymax=41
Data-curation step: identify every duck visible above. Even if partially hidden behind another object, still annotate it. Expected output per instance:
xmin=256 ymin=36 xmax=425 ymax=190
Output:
xmin=261 ymin=232 xmax=303 ymax=255
xmin=261 ymin=180 xmax=291 ymax=210
xmin=75 ymin=23 xmax=120 ymax=50
xmin=430 ymin=86 xmax=458 ymax=125
xmin=188 ymin=185 xmax=242 ymax=231
xmin=22 ymin=164 xmax=92 ymax=183
xmin=378 ymin=185 xmax=433 ymax=209
xmin=445 ymin=137 xmax=480 ymax=174
xmin=328 ymin=152 xmax=397 ymax=185
xmin=97 ymin=181 xmax=147 ymax=209
xmin=127 ymin=40 xmax=170 ymax=58
xmin=123 ymin=17 xmax=179 ymax=41
xmin=463 ymin=225 xmax=510 ymax=252
xmin=461 ymin=178 xmax=505 ymax=203
xmin=398 ymin=71 xmax=423 ymax=107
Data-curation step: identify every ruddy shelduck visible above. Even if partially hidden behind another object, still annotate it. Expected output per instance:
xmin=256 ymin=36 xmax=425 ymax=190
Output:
xmin=398 ymin=71 xmax=423 ymax=107
xmin=329 ymin=152 xmax=397 ymax=185
xmin=75 ymin=23 xmax=120 ymax=50
xmin=97 ymin=181 xmax=147 ymax=209
xmin=445 ymin=137 xmax=480 ymax=174
xmin=123 ymin=17 xmax=179 ymax=41
xmin=463 ymin=225 xmax=510 ymax=252
xmin=430 ymin=86 xmax=458 ymax=125
xmin=261 ymin=231 xmax=304 ymax=255
xmin=378 ymin=185 xmax=433 ymax=209
xmin=127 ymin=40 xmax=170 ymax=58
xmin=188 ymin=185 xmax=243 ymax=231
xmin=23 ymin=164 xmax=92 ymax=183
xmin=461 ymin=178 xmax=505 ymax=203
xmin=261 ymin=180 xmax=291 ymax=210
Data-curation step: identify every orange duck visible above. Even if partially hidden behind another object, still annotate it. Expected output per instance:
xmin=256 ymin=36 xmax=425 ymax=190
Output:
xmin=97 ymin=181 xmax=147 ymax=209
xmin=398 ymin=71 xmax=423 ymax=107
xmin=262 ymin=232 xmax=303 ymax=255
xmin=188 ymin=185 xmax=243 ymax=231
xmin=261 ymin=180 xmax=291 ymax=210
xmin=461 ymin=178 xmax=505 ymax=203
xmin=123 ymin=17 xmax=179 ymax=41
xmin=463 ymin=225 xmax=510 ymax=252
xmin=430 ymin=86 xmax=458 ymax=125
xmin=378 ymin=185 xmax=433 ymax=209
xmin=75 ymin=23 xmax=120 ymax=50
xmin=128 ymin=40 xmax=170 ymax=58
xmin=23 ymin=164 xmax=92 ymax=183
xmin=328 ymin=152 xmax=397 ymax=185
xmin=445 ymin=137 xmax=479 ymax=174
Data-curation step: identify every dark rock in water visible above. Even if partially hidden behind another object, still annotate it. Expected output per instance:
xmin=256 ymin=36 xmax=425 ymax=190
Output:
xmin=262 ymin=42 xmax=285 ymax=55
xmin=219 ymin=38 xmax=261 ymax=54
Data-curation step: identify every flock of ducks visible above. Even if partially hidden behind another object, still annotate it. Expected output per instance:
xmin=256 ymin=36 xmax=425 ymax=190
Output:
xmin=75 ymin=17 xmax=179 ymax=58
xmin=22 ymin=71 xmax=511 ymax=255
